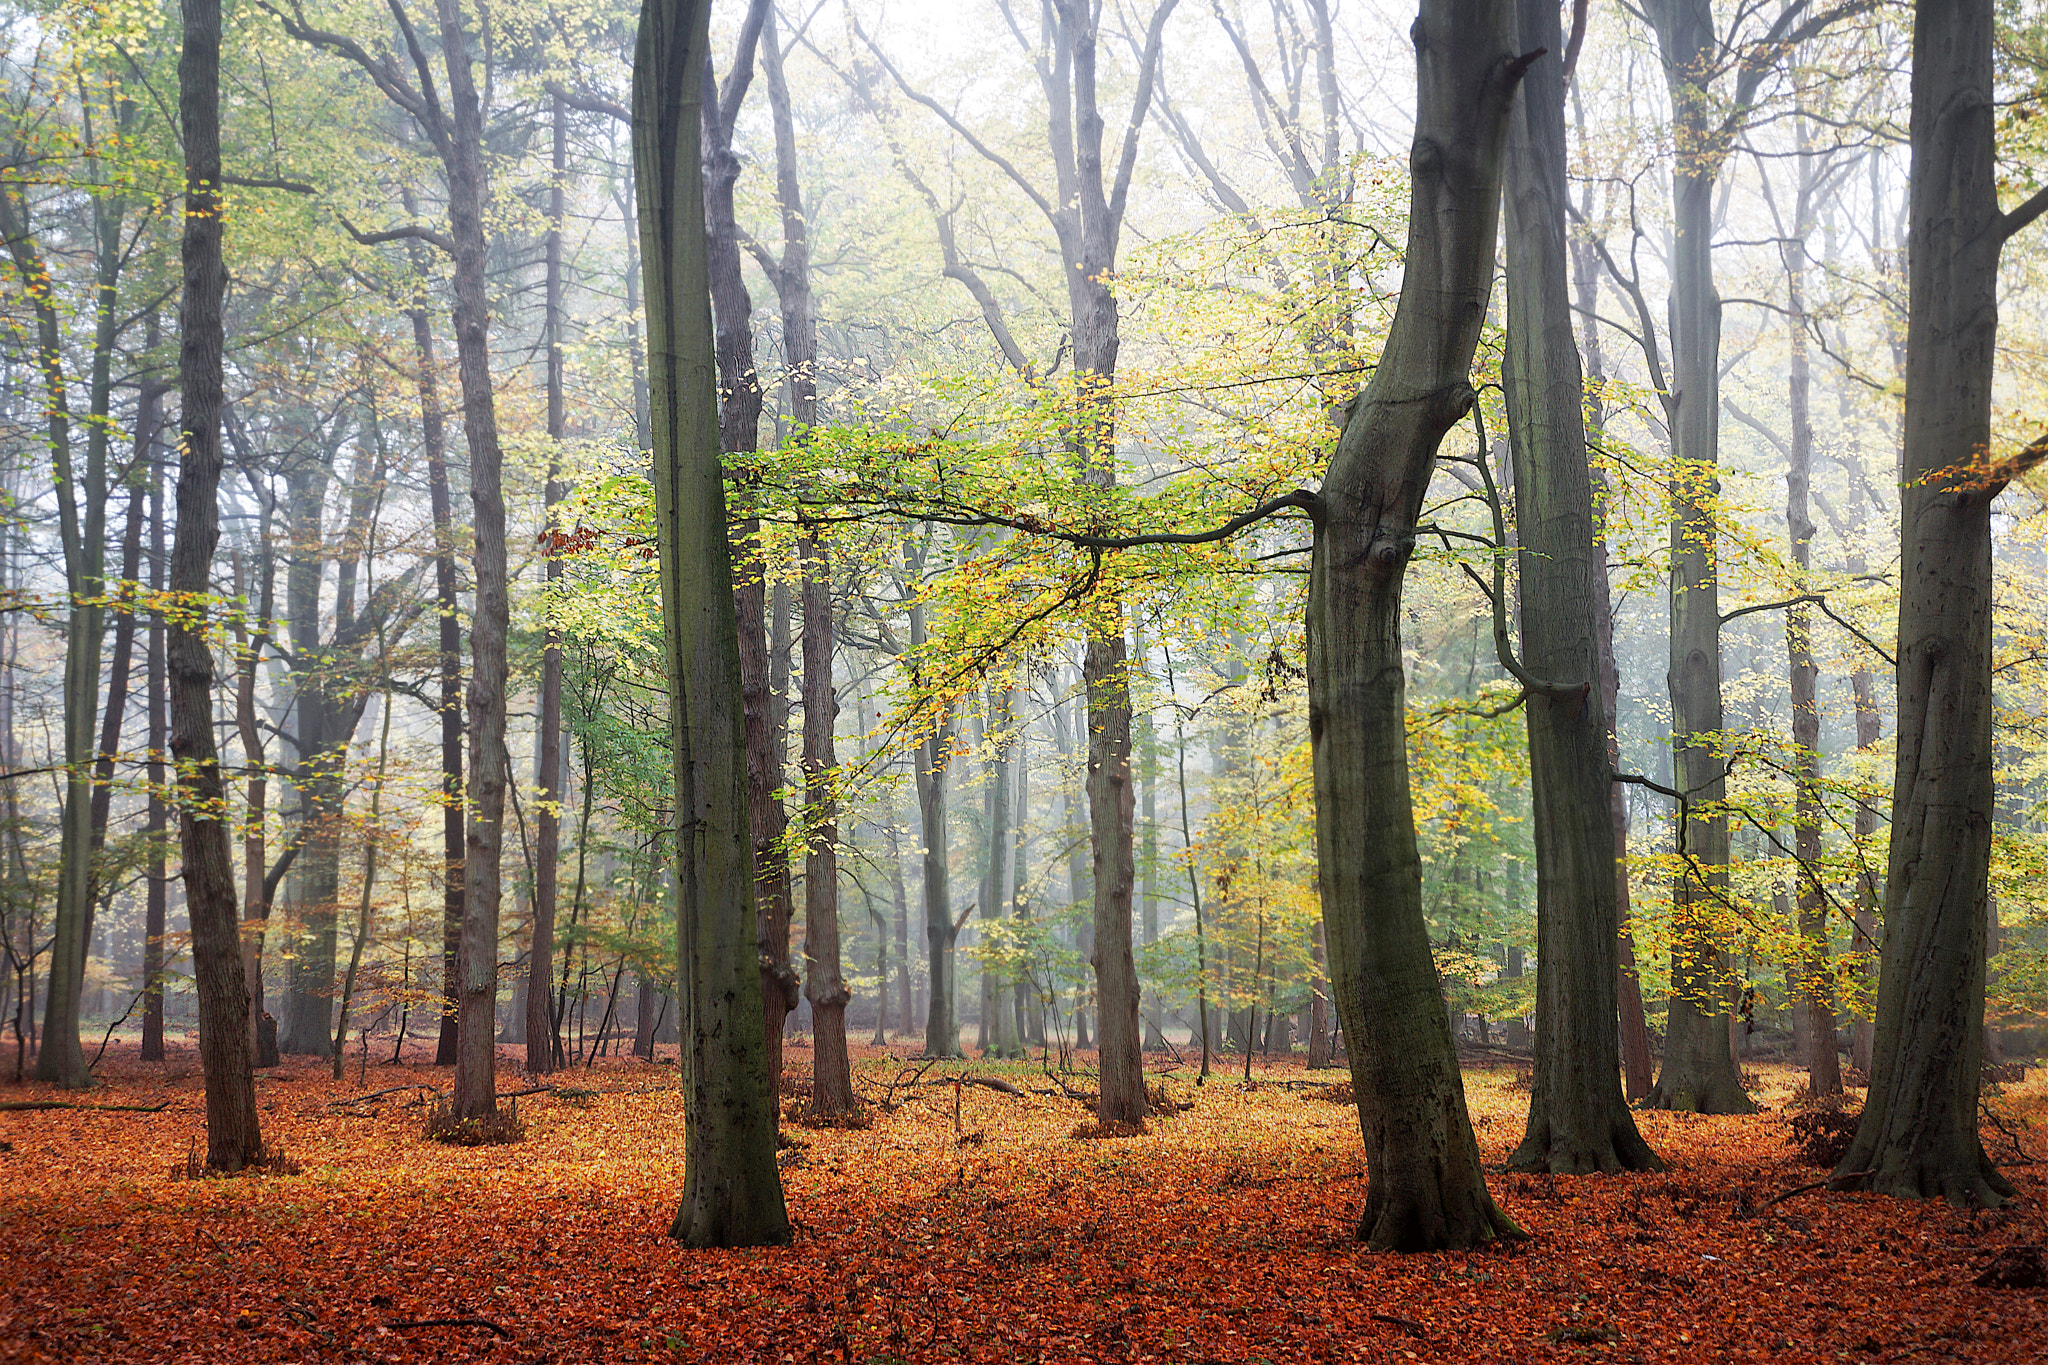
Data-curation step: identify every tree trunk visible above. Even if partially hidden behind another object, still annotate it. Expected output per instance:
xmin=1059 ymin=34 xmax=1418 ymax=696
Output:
xmin=981 ymin=681 xmax=1022 ymax=1060
xmin=801 ymin=531 xmax=853 ymax=1115
xmin=3 ymin=126 xmax=125 ymax=1087
xmin=142 ymin=445 xmax=168 ymax=1064
xmin=405 ymin=253 xmax=466 ymax=1071
xmin=635 ymin=0 xmax=790 ymax=1245
xmin=174 ymin=0 xmax=264 ymax=1166
xmin=1501 ymin=0 xmax=1660 ymax=1174
xmin=1833 ymin=0 xmax=2019 ymax=1208
xmin=1783 ymin=126 xmax=1842 ymax=1101
xmin=527 ymin=92 xmax=570 ymax=1077
xmin=915 ymin=686 xmax=961 ymax=1058
xmin=1639 ymin=0 xmax=1751 ymax=1118
xmin=441 ymin=0 xmax=511 ymax=1123
xmin=1307 ymin=0 xmax=1527 ymax=1251
xmin=1569 ymin=173 xmax=1654 ymax=1101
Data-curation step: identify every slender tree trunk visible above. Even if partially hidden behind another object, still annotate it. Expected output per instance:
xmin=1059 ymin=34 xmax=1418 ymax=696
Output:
xmin=1834 ymin=0 xmax=2020 ymax=1208
xmin=886 ymin=794 xmax=914 ymax=1037
xmin=407 ymin=286 xmax=466 ymax=1070
xmin=801 ymin=531 xmax=852 ymax=1114
xmin=1501 ymin=0 xmax=1660 ymax=1173
xmin=174 ymin=0 xmax=263 ymax=1166
xmin=1308 ymin=0 xmax=1528 ymax=1251
xmin=635 ymin=0 xmax=790 ymax=1245
xmin=915 ymin=686 xmax=960 ymax=1057
xmin=1781 ymin=125 xmax=1842 ymax=1100
xmin=1639 ymin=0 xmax=1750 ymax=1117
xmin=527 ymin=93 xmax=570 ymax=1077
xmin=437 ymin=0 xmax=512 ymax=1122
xmin=142 ymin=450 xmax=167 ymax=1063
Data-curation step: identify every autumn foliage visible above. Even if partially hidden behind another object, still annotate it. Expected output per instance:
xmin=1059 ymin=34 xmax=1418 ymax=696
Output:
xmin=2 ymin=1044 xmax=2045 ymax=1363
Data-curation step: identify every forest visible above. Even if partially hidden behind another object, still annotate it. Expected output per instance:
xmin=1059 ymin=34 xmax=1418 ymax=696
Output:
xmin=5 ymin=0 xmax=2048 ymax=1357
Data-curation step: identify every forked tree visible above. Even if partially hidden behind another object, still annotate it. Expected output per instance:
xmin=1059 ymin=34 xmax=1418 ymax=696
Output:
xmin=1308 ymin=0 xmax=1530 ymax=1250
xmin=634 ymin=0 xmax=790 ymax=1248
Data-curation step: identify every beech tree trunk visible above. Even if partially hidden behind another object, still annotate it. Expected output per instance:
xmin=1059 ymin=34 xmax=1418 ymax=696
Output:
xmin=1639 ymin=0 xmax=1749 ymax=1114
xmin=700 ymin=0 xmax=798 ymax=1082
xmin=439 ymin=0 xmax=512 ymax=1123
xmin=1782 ymin=123 xmax=1842 ymax=1101
xmin=1834 ymin=0 xmax=2025 ymax=1208
xmin=1500 ymin=0 xmax=1660 ymax=1175
xmin=801 ymin=531 xmax=852 ymax=1115
xmin=174 ymin=0 xmax=264 ymax=1167
xmin=527 ymin=92 xmax=570 ymax=1077
xmin=1307 ymin=0 xmax=1527 ymax=1252
xmin=635 ymin=0 xmax=790 ymax=1246
xmin=142 ymin=431 xmax=167 ymax=1063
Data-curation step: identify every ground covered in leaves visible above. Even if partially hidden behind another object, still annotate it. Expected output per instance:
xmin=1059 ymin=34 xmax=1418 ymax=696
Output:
xmin=3 ymin=1042 xmax=2044 ymax=1363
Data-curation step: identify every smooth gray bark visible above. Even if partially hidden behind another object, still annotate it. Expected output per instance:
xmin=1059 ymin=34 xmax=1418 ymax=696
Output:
xmin=1307 ymin=0 xmax=1528 ymax=1251
xmin=1833 ymin=0 xmax=2027 ymax=1208
xmin=635 ymin=0 xmax=790 ymax=1246
xmin=1500 ymin=0 xmax=1660 ymax=1175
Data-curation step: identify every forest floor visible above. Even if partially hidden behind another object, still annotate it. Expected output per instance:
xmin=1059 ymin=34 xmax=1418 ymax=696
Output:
xmin=1 ymin=1040 xmax=2043 ymax=1364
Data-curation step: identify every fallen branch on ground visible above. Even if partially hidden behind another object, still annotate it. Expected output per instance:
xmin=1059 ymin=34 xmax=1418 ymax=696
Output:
xmin=0 ymin=1100 xmax=170 ymax=1114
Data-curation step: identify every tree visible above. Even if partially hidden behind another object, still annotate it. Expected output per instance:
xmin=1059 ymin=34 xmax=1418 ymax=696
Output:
xmin=527 ymin=92 xmax=572 ymax=1076
xmin=173 ymin=0 xmax=264 ymax=1169
xmin=1307 ymin=0 xmax=1529 ymax=1251
xmin=1499 ymin=0 xmax=1660 ymax=1176
xmin=1832 ymin=0 xmax=2046 ymax=1207
xmin=270 ymin=0 xmax=513 ymax=1119
xmin=634 ymin=0 xmax=790 ymax=1248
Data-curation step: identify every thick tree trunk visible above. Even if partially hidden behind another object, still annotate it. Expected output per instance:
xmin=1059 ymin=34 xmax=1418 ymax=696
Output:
xmin=441 ymin=0 xmax=511 ymax=1123
xmin=174 ymin=0 xmax=264 ymax=1167
xmin=1834 ymin=0 xmax=2018 ymax=1208
xmin=527 ymin=93 xmax=570 ymax=1077
xmin=1308 ymin=0 xmax=1527 ymax=1251
xmin=635 ymin=0 xmax=790 ymax=1245
xmin=697 ymin=1 xmax=797 ymax=1085
xmin=1501 ymin=0 xmax=1660 ymax=1174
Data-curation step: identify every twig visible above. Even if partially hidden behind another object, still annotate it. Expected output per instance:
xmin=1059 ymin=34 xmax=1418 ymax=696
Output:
xmin=1371 ymin=1312 xmax=1429 ymax=1339
xmin=327 ymin=1084 xmax=440 ymax=1107
xmin=386 ymin=1317 xmax=511 ymax=1336
xmin=1756 ymin=1169 xmax=1874 ymax=1212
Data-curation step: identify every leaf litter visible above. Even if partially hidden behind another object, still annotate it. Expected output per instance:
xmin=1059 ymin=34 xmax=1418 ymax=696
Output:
xmin=1 ymin=1044 xmax=2043 ymax=1363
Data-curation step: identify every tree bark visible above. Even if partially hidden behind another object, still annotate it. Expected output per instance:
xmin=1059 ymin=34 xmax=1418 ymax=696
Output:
xmin=1307 ymin=0 xmax=1528 ymax=1251
xmin=801 ymin=531 xmax=852 ymax=1114
xmin=1639 ymin=0 xmax=1749 ymax=1115
xmin=174 ymin=0 xmax=264 ymax=1167
xmin=1782 ymin=118 xmax=1842 ymax=1101
xmin=142 ymin=443 xmax=167 ymax=1064
xmin=1833 ymin=0 xmax=2019 ymax=1208
xmin=437 ymin=0 xmax=512 ymax=1123
xmin=635 ymin=0 xmax=790 ymax=1246
xmin=1500 ymin=0 xmax=1660 ymax=1175
xmin=527 ymin=91 xmax=570 ymax=1077
xmin=408 ymin=265 xmax=465 ymax=1071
